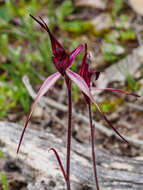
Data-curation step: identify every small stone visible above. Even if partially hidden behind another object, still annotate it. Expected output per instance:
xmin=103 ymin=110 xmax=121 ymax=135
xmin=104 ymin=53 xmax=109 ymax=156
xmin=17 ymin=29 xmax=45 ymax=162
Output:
xmin=91 ymin=13 xmax=112 ymax=32
xmin=75 ymin=0 xmax=106 ymax=10
xmin=129 ymin=0 xmax=143 ymax=15
xmin=32 ymin=106 xmax=45 ymax=119
xmin=102 ymin=42 xmax=125 ymax=55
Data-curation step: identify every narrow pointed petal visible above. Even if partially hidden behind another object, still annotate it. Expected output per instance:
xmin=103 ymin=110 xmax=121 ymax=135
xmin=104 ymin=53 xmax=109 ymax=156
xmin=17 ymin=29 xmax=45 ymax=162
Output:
xmin=69 ymin=44 xmax=83 ymax=67
xmin=66 ymin=69 xmax=128 ymax=143
xmin=66 ymin=69 xmax=101 ymax=110
xmin=89 ymin=97 xmax=128 ymax=143
xmin=66 ymin=69 xmax=91 ymax=97
xmin=79 ymin=44 xmax=87 ymax=74
xmin=49 ymin=148 xmax=67 ymax=181
xmin=30 ymin=14 xmax=65 ymax=54
xmin=17 ymin=72 xmax=61 ymax=153
xmin=94 ymin=88 xmax=140 ymax=97
xmin=102 ymin=114 xmax=128 ymax=143
xmin=89 ymin=95 xmax=128 ymax=143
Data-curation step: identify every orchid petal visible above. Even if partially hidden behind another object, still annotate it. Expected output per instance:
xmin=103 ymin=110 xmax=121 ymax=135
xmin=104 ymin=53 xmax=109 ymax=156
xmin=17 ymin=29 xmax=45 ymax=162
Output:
xmin=102 ymin=114 xmax=128 ymax=143
xmin=94 ymin=88 xmax=140 ymax=98
xmin=66 ymin=69 xmax=128 ymax=143
xmin=49 ymin=148 xmax=68 ymax=181
xmin=30 ymin=14 xmax=65 ymax=54
xmin=89 ymin=96 xmax=128 ymax=143
xmin=69 ymin=44 xmax=83 ymax=68
xmin=66 ymin=69 xmax=91 ymax=97
xmin=17 ymin=72 xmax=61 ymax=153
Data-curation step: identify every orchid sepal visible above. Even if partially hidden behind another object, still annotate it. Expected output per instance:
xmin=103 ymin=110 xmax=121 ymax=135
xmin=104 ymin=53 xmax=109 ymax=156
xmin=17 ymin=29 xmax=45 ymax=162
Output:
xmin=69 ymin=44 xmax=83 ymax=68
xmin=17 ymin=72 xmax=61 ymax=153
xmin=30 ymin=15 xmax=83 ymax=76
xmin=66 ymin=69 xmax=128 ymax=143
xmin=49 ymin=148 xmax=68 ymax=181
xmin=93 ymin=87 xmax=140 ymax=98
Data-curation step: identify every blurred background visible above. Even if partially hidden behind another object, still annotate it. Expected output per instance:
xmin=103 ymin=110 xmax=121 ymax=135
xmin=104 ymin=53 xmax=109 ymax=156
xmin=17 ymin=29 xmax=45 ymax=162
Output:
xmin=0 ymin=0 xmax=143 ymax=189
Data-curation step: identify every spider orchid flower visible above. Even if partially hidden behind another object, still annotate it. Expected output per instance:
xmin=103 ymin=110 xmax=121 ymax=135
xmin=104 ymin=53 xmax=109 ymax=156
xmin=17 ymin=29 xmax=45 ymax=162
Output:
xmin=79 ymin=44 xmax=140 ymax=144
xmin=79 ymin=44 xmax=140 ymax=190
xmin=17 ymin=15 xmax=97 ymax=190
xmin=79 ymin=44 xmax=100 ymax=190
xmin=17 ymin=15 xmax=84 ymax=154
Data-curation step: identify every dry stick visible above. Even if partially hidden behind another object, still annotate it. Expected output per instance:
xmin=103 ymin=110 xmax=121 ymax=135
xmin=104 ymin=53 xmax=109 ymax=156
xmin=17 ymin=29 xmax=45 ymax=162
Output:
xmin=22 ymin=75 xmax=143 ymax=147
xmin=126 ymin=103 xmax=143 ymax=112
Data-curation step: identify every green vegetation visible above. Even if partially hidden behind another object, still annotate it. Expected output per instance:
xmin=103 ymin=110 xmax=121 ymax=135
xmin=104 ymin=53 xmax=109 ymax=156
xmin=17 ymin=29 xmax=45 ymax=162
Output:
xmin=0 ymin=151 xmax=4 ymax=158
xmin=0 ymin=0 xmax=141 ymax=117
xmin=56 ymin=1 xmax=94 ymax=34
xmin=0 ymin=0 xmax=88 ymax=117
xmin=0 ymin=173 xmax=8 ymax=190
xmin=0 ymin=152 xmax=8 ymax=190
xmin=126 ymin=75 xmax=141 ymax=92
xmin=92 ymin=97 xmax=124 ymax=113
xmin=112 ymin=0 xmax=124 ymax=18
xmin=0 ymin=0 xmax=54 ymax=116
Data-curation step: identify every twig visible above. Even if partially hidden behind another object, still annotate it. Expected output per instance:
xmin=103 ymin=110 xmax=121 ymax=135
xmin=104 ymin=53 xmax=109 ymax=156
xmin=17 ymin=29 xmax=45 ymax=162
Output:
xmin=22 ymin=75 xmax=143 ymax=147
xmin=126 ymin=103 xmax=143 ymax=112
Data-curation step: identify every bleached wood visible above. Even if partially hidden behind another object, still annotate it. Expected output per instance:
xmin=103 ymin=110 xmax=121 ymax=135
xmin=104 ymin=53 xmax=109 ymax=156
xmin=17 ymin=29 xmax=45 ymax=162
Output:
xmin=0 ymin=121 xmax=143 ymax=190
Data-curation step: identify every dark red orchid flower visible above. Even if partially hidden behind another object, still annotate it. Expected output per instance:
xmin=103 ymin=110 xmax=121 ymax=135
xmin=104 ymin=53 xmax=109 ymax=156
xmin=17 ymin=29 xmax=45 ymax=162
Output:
xmin=17 ymin=15 xmax=84 ymax=154
xmin=79 ymin=44 xmax=140 ymax=190
xmin=17 ymin=15 xmax=140 ymax=190
xmin=80 ymin=44 xmax=140 ymax=143
xmin=79 ymin=44 xmax=100 ymax=103
xmin=30 ymin=15 xmax=82 ymax=76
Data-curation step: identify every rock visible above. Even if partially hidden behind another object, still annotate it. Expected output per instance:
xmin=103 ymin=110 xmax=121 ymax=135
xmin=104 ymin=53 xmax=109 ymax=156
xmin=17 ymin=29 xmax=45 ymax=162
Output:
xmin=102 ymin=42 xmax=125 ymax=55
xmin=75 ymin=0 xmax=106 ymax=10
xmin=32 ymin=106 xmax=45 ymax=119
xmin=91 ymin=13 xmax=112 ymax=32
xmin=96 ymin=45 xmax=143 ymax=89
xmin=1 ymin=121 xmax=143 ymax=189
xmin=129 ymin=0 xmax=143 ymax=15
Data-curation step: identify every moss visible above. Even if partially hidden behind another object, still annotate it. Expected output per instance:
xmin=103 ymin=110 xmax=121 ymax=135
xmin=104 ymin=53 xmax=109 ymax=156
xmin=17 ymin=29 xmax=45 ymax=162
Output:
xmin=100 ymin=97 xmax=124 ymax=113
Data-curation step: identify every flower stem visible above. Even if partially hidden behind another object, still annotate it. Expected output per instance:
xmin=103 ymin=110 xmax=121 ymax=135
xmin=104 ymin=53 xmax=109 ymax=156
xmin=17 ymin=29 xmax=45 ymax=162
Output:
xmin=88 ymin=103 xmax=100 ymax=190
xmin=66 ymin=79 xmax=72 ymax=190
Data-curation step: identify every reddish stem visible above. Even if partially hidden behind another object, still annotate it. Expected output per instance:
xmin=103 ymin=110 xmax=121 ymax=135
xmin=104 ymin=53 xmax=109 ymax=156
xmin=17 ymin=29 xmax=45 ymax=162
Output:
xmin=49 ymin=148 xmax=70 ymax=190
xmin=88 ymin=103 xmax=100 ymax=190
xmin=65 ymin=79 xmax=72 ymax=189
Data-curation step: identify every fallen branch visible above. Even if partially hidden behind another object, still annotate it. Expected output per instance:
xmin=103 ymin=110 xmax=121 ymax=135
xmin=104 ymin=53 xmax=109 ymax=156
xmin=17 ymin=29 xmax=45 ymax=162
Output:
xmin=0 ymin=121 xmax=143 ymax=190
